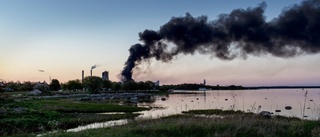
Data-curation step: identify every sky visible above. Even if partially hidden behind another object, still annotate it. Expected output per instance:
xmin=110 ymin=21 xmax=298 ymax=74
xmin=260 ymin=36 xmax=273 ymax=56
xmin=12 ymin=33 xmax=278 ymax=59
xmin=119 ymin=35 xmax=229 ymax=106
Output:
xmin=1 ymin=0 xmax=319 ymax=86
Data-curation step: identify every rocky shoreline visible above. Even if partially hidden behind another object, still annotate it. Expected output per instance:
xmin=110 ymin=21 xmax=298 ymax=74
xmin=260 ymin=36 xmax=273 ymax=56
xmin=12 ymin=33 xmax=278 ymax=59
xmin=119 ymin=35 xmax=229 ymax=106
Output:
xmin=34 ymin=93 xmax=154 ymax=102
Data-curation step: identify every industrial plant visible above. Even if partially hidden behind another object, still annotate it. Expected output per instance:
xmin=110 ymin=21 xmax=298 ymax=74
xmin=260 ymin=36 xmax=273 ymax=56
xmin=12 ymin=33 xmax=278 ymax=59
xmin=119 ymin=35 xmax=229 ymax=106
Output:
xmin=81 ymin=69 xmax=109 ymax=82
xmin=102 ymin=71 xmax=109 ymax=81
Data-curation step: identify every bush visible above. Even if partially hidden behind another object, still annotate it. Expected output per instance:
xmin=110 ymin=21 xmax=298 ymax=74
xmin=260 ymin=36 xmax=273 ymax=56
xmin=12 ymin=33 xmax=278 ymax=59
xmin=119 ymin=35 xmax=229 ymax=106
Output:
xmin=33 ymin=82 xmax=50 ymax=92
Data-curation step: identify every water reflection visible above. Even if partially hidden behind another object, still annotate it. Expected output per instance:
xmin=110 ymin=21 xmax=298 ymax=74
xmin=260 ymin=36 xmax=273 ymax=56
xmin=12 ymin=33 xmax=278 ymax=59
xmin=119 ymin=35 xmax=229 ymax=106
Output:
xmin=137 ymin=89 xmax=320 ymax=120
xmin=64 ymin=88 xmax=320 ymax=133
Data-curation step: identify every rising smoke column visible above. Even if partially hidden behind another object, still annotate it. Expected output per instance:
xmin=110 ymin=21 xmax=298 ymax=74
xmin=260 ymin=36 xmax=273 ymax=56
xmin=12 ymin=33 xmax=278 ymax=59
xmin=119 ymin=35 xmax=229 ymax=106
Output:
xmin=91 ymin=64 xmax=100 ymax=70
xmin=90 ymin=64 xmax=100 ymax=76
xmin=121 ymin=0 xmax=320 ymax=82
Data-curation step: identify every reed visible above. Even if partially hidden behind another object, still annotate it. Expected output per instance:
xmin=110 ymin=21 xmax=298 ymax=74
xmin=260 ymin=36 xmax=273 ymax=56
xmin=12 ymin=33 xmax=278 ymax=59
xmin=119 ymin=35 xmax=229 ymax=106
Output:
xmin=0 ymin=99 xmax=147 ymax=135
xmin=47 ymin=109 xmax=320 ymax=137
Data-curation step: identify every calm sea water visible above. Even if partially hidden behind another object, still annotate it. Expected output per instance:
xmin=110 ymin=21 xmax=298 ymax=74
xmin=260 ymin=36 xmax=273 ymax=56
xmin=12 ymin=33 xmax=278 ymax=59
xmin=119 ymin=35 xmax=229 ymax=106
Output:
xmin=65 ymin=88 xmax=320 ymax=132
xmin=137 ymin=88 xmax=320 ymax=120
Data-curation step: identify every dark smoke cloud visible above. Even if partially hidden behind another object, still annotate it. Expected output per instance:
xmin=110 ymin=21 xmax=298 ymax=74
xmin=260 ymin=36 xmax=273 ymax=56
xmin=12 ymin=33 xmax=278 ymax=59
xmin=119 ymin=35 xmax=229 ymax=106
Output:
xmin=91 ymin=64 xmax=100 ymax=70
xmin=121 ymin=0 xmax=320 ymax=82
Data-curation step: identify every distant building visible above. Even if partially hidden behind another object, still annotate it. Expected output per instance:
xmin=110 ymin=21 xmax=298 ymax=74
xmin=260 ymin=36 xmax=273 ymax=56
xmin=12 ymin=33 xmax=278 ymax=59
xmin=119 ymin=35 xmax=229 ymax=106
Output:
xmin=154 ymin=80 xmax=160 ymax=86
xmin=102 ymin=71 xmax=109 ymax=81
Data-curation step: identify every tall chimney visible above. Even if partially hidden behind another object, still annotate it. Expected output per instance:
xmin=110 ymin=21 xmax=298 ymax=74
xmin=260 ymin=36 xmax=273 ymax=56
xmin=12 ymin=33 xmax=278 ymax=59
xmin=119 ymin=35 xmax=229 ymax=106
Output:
xmin=82 ymin=70 xmax=84 ymax=82
xmin=90 ymin=69 xmax=92 ymax=77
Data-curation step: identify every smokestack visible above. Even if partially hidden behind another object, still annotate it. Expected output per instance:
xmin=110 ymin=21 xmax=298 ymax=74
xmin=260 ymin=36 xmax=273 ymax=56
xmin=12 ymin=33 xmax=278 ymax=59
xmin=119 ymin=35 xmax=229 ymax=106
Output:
xmin=82 ymin=70 xmax=84 ymax=82
xmin=90 ymin=64 xmax=100 ymax=77
xmin=121 ymin=0 xmax=320 ymax=82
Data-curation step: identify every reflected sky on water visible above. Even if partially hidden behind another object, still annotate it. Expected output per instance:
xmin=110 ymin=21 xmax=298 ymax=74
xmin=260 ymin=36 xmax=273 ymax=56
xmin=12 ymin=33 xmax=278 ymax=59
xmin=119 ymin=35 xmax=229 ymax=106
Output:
xmin=137 ymin=88 xmax=320 ymax=120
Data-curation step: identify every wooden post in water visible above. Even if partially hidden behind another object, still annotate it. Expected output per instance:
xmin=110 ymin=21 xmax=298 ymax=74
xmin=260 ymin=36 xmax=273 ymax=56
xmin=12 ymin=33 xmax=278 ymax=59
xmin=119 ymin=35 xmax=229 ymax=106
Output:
xmin=203 ymin=79 xmax=206 ymax=94
xmin=303 ymin=90 xmax=308 ymax=118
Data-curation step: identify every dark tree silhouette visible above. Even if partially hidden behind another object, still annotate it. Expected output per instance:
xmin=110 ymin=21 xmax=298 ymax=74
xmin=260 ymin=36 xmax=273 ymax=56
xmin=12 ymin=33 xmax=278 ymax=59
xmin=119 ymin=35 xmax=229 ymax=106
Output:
xmin=83 ymin=76 xmax=103 ymax=93
xmin=63 ymin=79 xmax=82 ymax=91
xmin=112 ymin=82 xmax=122 ymax=91
xmin=50 ymin=79 xmax=61 ymax=91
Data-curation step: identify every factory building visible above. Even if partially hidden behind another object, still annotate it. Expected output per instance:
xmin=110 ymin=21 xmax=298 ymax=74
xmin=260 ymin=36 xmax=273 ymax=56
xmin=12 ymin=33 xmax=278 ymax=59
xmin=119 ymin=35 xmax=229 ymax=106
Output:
xmin=102 ymin=71 xmax=109 ymax=81
xmin=154 ymin=80 xmax=160 ymax=86
xmin=81 ymin=70 xmax=109 ymax=82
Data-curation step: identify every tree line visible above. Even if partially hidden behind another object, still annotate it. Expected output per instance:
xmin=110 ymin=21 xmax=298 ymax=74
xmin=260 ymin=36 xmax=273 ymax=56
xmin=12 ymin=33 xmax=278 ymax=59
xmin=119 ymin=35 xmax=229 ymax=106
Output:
xmin=0 ymin=77 xmax=246 ymax=94
xmin=64 ymin=76 xmax=158 ymax=93
xmin=160 ymin=83 xmax=245 ymax=91
xmin=0 ymin=76 xmax=158 ymax=93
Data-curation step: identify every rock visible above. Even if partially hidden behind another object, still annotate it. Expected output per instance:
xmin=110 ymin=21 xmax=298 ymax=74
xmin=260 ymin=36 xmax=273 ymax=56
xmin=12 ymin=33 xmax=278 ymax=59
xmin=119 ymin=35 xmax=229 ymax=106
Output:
xmin=275 ymin=110 xmax=281 ymax=112
xmin=285 ymin=106 xmax=292 ymax=110
xmin=28 ymin=89 xmax=42 ymax=95
xmin=259 ymin=111 xmax=272 ymax=118
xmin=130 ymin=97 xmax=138 ymax=103
xmin=79 ymin=97 xmax=91 ymax=101
xmin=161 ymin=98 xmax=166 ymax=101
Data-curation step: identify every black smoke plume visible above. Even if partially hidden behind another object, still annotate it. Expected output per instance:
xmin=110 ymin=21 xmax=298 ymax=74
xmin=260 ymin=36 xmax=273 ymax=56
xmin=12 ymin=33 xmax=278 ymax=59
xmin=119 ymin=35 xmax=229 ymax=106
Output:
xmin=121 ymin=0 xmax=320 ymax=82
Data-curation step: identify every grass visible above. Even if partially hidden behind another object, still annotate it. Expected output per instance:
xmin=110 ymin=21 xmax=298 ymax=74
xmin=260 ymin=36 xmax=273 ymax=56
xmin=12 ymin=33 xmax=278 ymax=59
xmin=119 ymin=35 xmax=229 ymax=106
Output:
xmin=3 ymin=91 xmax=28 ymax=96
xmin=34 ymin=99 xmax=147 ymax=113
xmin=182 ymin=109 xmax=254 ymax=115
xmin=0 ymin=99 xmax=148 ymax=136
xmin=47 ymin=109 xmax=320 ymax=137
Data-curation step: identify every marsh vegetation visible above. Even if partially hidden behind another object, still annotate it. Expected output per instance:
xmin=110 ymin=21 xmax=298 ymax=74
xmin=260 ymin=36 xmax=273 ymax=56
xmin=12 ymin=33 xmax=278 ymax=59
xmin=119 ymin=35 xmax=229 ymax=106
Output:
xmin=0 ymin=98 xmax=148 ymax=136
xmin=46 ymin=109 xmax=320 ymax=137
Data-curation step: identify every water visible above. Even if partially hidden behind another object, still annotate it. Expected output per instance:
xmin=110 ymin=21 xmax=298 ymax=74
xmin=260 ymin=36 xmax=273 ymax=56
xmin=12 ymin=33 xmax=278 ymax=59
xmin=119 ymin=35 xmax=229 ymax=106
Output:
xmin=38 ymin=119 xmax=129 ymax=136
xmin=137 ymin=88 xmax=320 ymax=120
xmin=66 ymin=88 xmax=320 ymax=132
xmin=66 ymin=119 xmax=128 ymax=132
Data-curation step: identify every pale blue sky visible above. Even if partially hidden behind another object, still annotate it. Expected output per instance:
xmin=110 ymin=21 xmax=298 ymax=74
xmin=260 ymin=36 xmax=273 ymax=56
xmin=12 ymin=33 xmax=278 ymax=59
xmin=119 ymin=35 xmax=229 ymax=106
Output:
xmin=2 ymin=0 xmax=319 ymax=86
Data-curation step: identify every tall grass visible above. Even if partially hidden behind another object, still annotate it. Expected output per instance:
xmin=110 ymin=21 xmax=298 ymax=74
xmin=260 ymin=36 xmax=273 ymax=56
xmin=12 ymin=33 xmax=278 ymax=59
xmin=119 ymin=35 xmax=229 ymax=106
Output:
xmin=48 ymin=110 xmax=320 ymax=137
xmin=0 ymin=99 xmax=147 ymax=135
